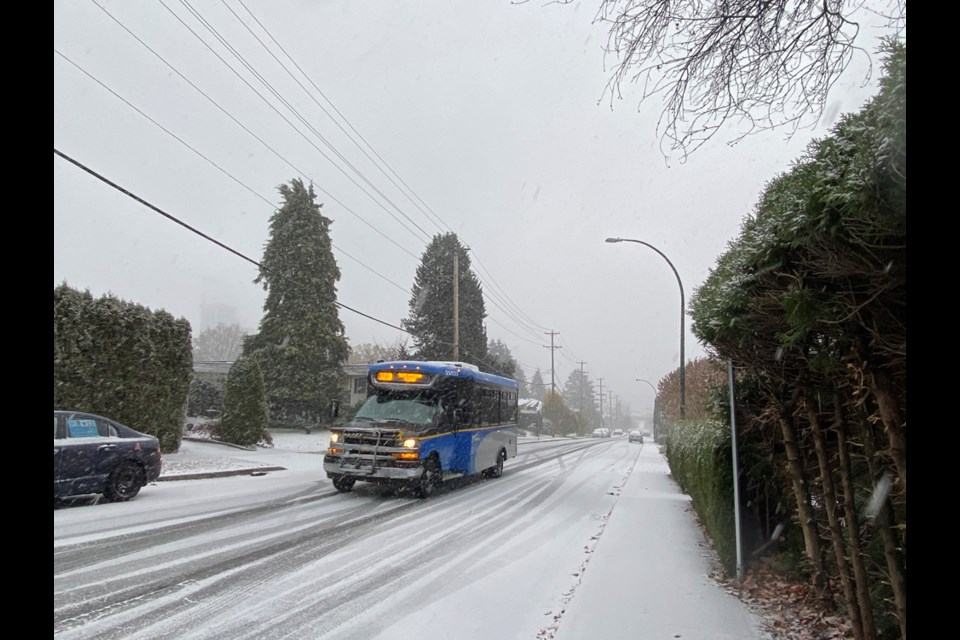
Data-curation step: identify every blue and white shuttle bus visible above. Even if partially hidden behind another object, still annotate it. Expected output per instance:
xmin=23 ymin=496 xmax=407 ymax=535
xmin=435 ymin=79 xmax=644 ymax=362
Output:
xmin=323 ymin=360 xmax=519 ymax=498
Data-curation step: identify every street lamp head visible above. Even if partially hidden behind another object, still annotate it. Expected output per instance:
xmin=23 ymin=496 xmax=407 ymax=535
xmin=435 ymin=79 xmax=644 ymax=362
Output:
xmin=605 ymin=237 xmax=622 ymax=243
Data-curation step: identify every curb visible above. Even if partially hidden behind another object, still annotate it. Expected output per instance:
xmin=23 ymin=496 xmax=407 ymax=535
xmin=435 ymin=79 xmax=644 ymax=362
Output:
xmin=157 ymin=466 xmax=287 ymax=482
xmin=180 ymin=436 xmax=259 ymax=451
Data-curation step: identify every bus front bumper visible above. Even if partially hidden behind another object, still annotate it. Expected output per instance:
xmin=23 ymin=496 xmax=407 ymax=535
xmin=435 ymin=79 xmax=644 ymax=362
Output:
xmin=323 ymin=454 xmax=424 ymax=481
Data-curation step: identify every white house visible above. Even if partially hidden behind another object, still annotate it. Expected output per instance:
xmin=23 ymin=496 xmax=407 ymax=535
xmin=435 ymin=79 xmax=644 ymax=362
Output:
xmin=518 ymin=398 xmax=544 ymax=434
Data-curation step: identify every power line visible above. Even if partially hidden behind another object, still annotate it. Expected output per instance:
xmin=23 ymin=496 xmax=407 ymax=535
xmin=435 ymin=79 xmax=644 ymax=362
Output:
xmin=54 ymin=148 xmax=408 ymax=333
xmin=55 ymin=49 xmax=411 ymax=297
xmin=232 ymin=0 xmax=450 ymax=237
xmin=543 ymin=330 xmax=562 ymax=394
xmin=486 ymin=315 xmax=543 ymax=347
xmin=85 ymin=0 xmax=421 ymax=263
xmin=471 ymin=252 xmax=551 ymax=333
xmin=161 ymin=0 xmax=433 ymax=248
xmin=182 ymin=0 xmax=434 ymax=244
xmin=224 ymin=1 xmax=552 ymax=342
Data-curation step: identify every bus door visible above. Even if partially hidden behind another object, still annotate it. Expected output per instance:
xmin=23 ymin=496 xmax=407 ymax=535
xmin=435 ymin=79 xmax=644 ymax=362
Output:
xmin=444 ymin=383 xmax=475 ymax=474
xmin=440 ymin=409 xmax=468 ymax=475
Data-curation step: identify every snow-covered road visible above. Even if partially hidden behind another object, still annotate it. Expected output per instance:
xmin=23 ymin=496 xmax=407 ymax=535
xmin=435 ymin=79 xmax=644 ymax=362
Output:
xmin=54 ymin=437 xmax=768 ymax=639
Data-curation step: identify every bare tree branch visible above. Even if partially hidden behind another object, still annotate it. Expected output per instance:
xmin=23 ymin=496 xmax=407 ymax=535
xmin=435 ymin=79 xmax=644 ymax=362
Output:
xmin=525 ymin=0 xmax=904 ymax=159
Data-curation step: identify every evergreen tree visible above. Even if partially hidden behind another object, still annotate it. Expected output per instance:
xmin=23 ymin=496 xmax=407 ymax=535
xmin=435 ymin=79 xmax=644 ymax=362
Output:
xmin=513 ymin=366 xmax=530 ymax=399
xmin=486 ymin=338 xmax=517 ymax=378
xmin=186 ymin=377 xmax=225 ymax=417
xmin=542 ymin=388 xmax=577 ymax=435
xmin=220 ymin=356 xmax=268 ymax=447
xmin=528 ymin=368 xmax=545 ymax=401
xmin=243 ymin=179 xmax=349 ymax=424
xmin=562 ymin=368 xmax=599 ymax=427
xmin=402 ymin=233 xmax=487 ymax=364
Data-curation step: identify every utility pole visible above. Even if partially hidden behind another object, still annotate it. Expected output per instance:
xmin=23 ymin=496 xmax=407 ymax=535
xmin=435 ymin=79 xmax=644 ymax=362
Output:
xmin=608 ymin=393 xmax=613 ymax=431
xmin=597 ymin=378 xmax=604 ymax=429
xmin=452 ymin=252 xmax=459 ymax=360
xmin=577 ymin=361 xmax=587 ymax=414
xmin=578 ymin=361 xmax=588 ymax=436
xmin=653 ymin=396 xmax=661 ymax=441
xmin=543 ymin=331 xmax=561 ymax=394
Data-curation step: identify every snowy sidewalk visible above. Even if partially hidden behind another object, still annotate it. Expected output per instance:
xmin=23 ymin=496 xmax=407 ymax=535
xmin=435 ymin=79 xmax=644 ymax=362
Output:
xmin=552 ymin=443 xmax=770 ymax=640
xmin=158 ymin=430 xmax=330 ymax=480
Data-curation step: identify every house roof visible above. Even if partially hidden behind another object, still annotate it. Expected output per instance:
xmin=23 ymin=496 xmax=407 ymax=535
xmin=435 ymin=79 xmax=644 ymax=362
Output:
xmin=519 ymin=398 xmax=543 ymax=412
xmin=193 ymin=361 xmax=233 ymax=375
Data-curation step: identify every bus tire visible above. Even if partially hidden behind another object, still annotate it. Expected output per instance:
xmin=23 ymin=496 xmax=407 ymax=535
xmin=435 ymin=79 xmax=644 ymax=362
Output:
xmin=332 ymin=476 xmax=356 ymax=492
xmin=416 ymin=456 xmax=441 ymax=499
xmin=484 ymin=449 xmax=505 ymax=479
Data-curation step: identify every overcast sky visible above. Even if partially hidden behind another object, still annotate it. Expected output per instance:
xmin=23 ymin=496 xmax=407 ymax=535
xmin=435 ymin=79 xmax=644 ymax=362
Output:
xmin=54 ymin=0 xmax=893 ymax=417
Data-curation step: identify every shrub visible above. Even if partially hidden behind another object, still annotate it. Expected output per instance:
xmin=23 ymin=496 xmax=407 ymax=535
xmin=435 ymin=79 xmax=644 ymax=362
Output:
xmin=219 ymin=357 xmax=268 ymax=447
xmin=187 ymin=377 xmax=225 ymax=417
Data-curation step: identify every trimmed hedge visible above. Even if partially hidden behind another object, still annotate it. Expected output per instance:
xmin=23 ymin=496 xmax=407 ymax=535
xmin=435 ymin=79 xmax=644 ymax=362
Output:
xmin=54 ymin=283 xmax=193 ymax=452
xmin=664 ymin=419 xmax=738 ymax=575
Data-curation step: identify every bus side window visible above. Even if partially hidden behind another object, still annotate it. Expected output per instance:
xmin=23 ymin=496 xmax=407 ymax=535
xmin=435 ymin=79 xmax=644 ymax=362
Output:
xmin=480 ymin=387 xmax=498 ymax=426
xmin=456 ymin=397 xmax=471 ymax=426
xmin=501 ymin=391 xmax=516 ymax=422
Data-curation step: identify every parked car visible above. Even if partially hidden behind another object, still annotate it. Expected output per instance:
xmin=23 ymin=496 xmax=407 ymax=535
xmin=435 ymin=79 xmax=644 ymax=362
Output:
xmin=54 ymin=410 xmax=163 ymax=502
xmin=612 ymin=429 xmax=624 ymax=437
xmin=591 ymin=427 xmax=610 ymax=438
xmin=628 ymin=430 xmax=644 ymax=443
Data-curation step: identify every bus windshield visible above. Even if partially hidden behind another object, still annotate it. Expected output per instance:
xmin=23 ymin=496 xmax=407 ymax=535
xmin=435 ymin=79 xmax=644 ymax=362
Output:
xmin=354 ymin=391 xmax=442 ymax=426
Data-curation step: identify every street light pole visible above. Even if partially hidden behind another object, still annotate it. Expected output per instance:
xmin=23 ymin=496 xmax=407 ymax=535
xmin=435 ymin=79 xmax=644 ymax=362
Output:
xmin=607 ymin=237 xmax=686 ymax=420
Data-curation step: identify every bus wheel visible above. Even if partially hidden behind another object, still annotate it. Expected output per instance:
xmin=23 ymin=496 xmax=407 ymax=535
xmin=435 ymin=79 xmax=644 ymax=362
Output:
xmin=416 ymin=457 xmax=441 ymax=499
xmin=333 ymin=476 xmax=356 ymax=492
xmin=484 ymin=449 xmax=505 ymax=479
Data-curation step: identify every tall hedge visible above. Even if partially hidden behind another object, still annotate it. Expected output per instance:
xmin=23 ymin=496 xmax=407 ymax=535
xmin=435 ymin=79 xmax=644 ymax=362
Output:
xmin=686 ymin=43 xmax=906 ymax=639
xmin=53 ymin=283 xmax=193 ymax=452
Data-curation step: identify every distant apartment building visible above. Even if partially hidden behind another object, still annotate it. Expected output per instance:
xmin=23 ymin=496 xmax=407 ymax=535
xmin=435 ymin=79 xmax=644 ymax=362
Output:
xmin=199 ymin=301 xmax=239 ymax=332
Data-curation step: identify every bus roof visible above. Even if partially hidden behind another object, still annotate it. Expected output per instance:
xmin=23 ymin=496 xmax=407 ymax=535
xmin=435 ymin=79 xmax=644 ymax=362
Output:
xmin=368 ymin=360 xmax=518 ymax=390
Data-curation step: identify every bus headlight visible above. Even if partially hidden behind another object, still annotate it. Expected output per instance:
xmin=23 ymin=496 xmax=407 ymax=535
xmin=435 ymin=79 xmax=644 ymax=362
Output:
xmin=328 ymin=432 xmax=342 ymax=453
xmin=396 ymin=437 xmax=419 ymax=460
